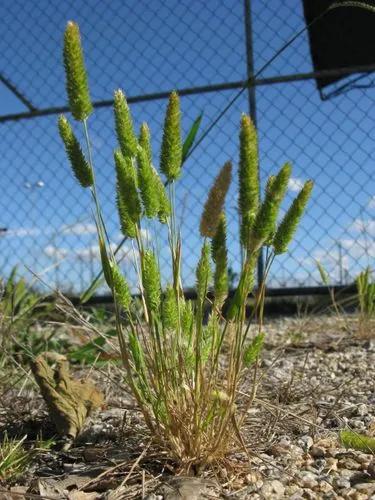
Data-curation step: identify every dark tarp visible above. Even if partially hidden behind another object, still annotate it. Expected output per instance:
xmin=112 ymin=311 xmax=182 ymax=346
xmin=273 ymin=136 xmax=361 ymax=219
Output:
xmin=302 ymin=0 xmax=375 ymax=89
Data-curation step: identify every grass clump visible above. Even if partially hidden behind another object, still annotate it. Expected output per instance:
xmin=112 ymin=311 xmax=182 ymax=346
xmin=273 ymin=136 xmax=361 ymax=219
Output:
xmin=0 ymin=434 xmax=29 ymax=481
xmin=316 ymin=262 xmax=374 ymax=337
xmin=340 ymin=429 xmax=375 ymax=453
xmin=0 ymin=267 xmax=54 ymax=360
xmin=59 ymin=21 xmax=313 ymax=470
xmin=356 ymin=267 xmax=375 ymax=337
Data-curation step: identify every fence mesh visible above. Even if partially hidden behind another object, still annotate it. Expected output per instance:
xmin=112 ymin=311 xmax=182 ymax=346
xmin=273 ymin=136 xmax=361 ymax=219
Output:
xmin=0 ymin=0 xmax=374 ymax=295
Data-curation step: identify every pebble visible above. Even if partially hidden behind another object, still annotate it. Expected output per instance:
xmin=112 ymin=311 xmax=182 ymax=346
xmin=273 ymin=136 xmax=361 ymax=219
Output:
xmin=310 ymin=446 xmax=325 ymax=458
xmin=339 ymin=457 xmax=361 ymax=470
xmin=260 ymin=480 xmax=285 ymax=499
xmin=368 ymin=460 xmax=375 ymax=478
xmin=319 ymin=480 xmax=333 ymax=493
xmin=350 ymin=471 xmax=371 ymax=485
xmin=298 ymin=471 xmax=319 ymax=489
xmin=354 ymin=482 xmax=375 ymax=493
xmin=289 ymin=492 xmax=304 ymax=500
xmin=325 ymin=457 xmax=338 ymax=471
xmin=356 ymin=404 xmax=368 ymax=416
xmin=298 ymin=435 xmax=313 ymax=451
xmin=336 ymin=478 xmax=351 ymax=489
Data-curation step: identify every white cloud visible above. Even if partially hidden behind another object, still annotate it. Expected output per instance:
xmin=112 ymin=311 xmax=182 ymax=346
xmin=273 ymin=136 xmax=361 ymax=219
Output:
xmin=74 ymin=243 xmax=134 ymax=262
xmin=288 ymin=177 xmax=304 ymax=192
xmin=340 ymin=238 xmax=375 ymax=259
xmin=368 ymin=195 xmax=375 ymax=209
xmin=5 ymin=227 xmax=41 ymax=238
xmin=313 ymin=248 xmax=350 ymax=269
xmin=44 ymin=245 xmax=69 ymax=259
xmin=60 ymin=222 xmax=97 ymax=235
xmin=74 ymin=245 xmax=100 ymax=261
xmin=350 ymin=219 xmax=375 ymax=236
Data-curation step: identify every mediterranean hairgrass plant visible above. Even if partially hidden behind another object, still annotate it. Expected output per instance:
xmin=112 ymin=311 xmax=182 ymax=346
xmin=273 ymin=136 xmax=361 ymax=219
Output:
xmin=58 ymin=21 xmax=313 ymax=470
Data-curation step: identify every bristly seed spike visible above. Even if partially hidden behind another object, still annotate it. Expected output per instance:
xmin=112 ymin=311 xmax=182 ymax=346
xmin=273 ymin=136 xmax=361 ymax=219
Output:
xmin=63 ymin=21 xmax=93 ymax=121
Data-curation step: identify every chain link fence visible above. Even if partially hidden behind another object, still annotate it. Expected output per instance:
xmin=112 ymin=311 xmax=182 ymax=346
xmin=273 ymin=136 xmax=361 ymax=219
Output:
xmin=0 ymin=0 xmax=374 ymax=295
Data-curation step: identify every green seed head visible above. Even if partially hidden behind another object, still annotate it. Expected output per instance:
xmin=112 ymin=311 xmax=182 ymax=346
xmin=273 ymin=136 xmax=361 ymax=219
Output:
xmin=181 ymin=300 xmax=194 ymax=338
xmin=142 ymin=250 xmax=162 ymax=314
xmin=139 ymin=122 xmax=153 ymax=166
xmin=116 ymin=188 xmax=137 ymax=238
xmin=238 ymin=114 xmax=259 ymax=247
xmin=196 ymin=241 xmax=212 ymax=304
xmin=160 ymin=91 xmax=182 ymax=182
xmin=200 ymin=161 xmax=232 ymax=238
xmin=98 ymin=234 xmax=113 ymax=289
xmin=114 ymin=149 xmax=141 ymax=226
xmin=162 ymin=285 xmax=178 ymax=330
xmin=211 ymin=213 xmax=228 ymax=307
xmin=128 ymin=330 xmax=145 ymax=373
xmin=243 ymin=332 xmax=265 ymax=367
xmin=58 ymin=115 xmax=93 ymax=187
xmin=114 ymin=89 xmax=138 ymax=158
xmin=112 ymin=264 xmax=132 ymax=310
xmin=316 ymin=260 xmax=330 ymax=286
xmin=250 ymin=163 xmax=292 ymax=251
xmin=227 ymin=253 xmax=256 ymax=320
xmin=63 ymin=21 xmax=93 ymax=121
xmin=137 ymin=147 xmax=160 ymax=219
xmin=155 ymin=173 xmax=171 ymax=223
xmin=273 ymin=180 xmax=313 ymax=255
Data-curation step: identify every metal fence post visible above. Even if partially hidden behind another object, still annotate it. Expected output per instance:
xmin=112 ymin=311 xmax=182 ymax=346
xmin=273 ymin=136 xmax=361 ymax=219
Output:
xmin=243 ymin=0 xmax=264 ymax=287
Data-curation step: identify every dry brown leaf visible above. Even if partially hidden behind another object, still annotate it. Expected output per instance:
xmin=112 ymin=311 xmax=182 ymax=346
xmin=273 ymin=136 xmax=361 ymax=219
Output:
xmin=31 ymin=352 xmax=104 ymax=440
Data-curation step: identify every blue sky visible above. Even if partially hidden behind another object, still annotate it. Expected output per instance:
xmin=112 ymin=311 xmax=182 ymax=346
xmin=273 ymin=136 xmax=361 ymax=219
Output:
xmin=0 ymin=0 xmax=374 ymax=293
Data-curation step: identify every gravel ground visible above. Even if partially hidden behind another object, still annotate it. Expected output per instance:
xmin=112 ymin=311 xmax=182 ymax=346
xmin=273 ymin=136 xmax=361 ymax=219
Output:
xmin=0 ymin=315 xmax=374 ymax=499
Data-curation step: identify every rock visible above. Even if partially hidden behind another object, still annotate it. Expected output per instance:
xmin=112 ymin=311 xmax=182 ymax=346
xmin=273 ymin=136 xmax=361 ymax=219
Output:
xmin=319 ymin=480 xmax=333 ymax=493
xmin=339 ymin=488 xmax=356 ymax=497
xmin=354 ymin=482 xmax=375 ymax=493
xmin=260 ymin=480 xmax=285 ymax=499
xmin=289 ymin=492 xmax=304 ymax=500
xmin=325 ymin=457 xmax=338 ymax=472
xmin=356 ymin=453 xmax=371 ymax=464
xmin=285 ymin=484 xmax=303 ymax=496
xmin=338 ymin=468 xmax=353 ymax=478
xmin=310 ymin=446 xmax=325 ymax=458
xmin=300 ymin=489 xmax=315 ymax=499
xmin=299 ymin=471 xmax=319 ymax=489
xmin=313 ymin=458 xmax=326 ymax=472
xmin=336 ymin=477 xmax=351 ymax=489
xmin=350 ymin=471 xmax=371 ymax=485
xmin=367 ymin=460 xmax=375 ymax=478
xmin=298 ymin=435 xmax=313 ymax=451
xmin=157 ymin=477 xmax=220 ymax=499
xmin=351 ymin=494 xmax=371 ymax=500
xmin=339 ymin=458 xmax=361 ymax=470
xmin=269 ymin=444 xmax=289 ymax=456
xmin=356 ymin=404 xmax=368 ymax=416
xmin=278 ymin=436 xmax=292 ymax=447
